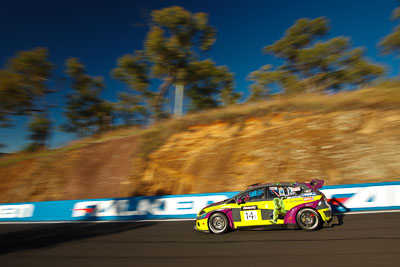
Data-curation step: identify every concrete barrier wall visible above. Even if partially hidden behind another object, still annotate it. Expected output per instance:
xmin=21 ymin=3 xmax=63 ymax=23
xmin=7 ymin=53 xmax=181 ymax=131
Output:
xmin=0 ymin=181 xmax=399 ymax=221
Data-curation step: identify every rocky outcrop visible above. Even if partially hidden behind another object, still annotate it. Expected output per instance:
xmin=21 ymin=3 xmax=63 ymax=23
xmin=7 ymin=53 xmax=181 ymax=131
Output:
xmin=135 ymin=110 xmax=400 ymax=195
xmin=1 ymin=109 xmax=399 ymax=202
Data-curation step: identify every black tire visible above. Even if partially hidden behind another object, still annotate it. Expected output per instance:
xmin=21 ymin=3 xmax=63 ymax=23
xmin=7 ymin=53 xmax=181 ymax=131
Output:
xmin=296 ymin=208 xmax=321 ymax=231
xmin=208 ymin=213 xmax=229 ymax=234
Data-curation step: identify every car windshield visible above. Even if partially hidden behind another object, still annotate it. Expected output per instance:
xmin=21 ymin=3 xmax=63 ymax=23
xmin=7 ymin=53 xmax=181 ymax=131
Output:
xmin=234 ymin=187 xmax=266 ymax=202
xmin=232 ymin=189 xmax=248 ymax=200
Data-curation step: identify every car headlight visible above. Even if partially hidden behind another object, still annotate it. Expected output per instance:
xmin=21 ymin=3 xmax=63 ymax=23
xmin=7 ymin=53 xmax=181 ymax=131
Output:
xmin=197 ymin=210 xmax=207 ymax=219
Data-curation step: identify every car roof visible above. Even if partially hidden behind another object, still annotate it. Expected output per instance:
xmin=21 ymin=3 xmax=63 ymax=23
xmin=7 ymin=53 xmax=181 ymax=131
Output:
xmin=247 ymin=182 xmax=305 ymax=189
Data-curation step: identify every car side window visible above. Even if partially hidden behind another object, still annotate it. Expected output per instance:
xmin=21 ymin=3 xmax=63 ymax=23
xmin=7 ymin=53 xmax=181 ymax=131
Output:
xmin=265 ymin=187 xmax=276 ymax=200
xmin=238 ymin=188 xmax=266 ymax=202
xmin=268 ymin=186 xmax=303 ymax=199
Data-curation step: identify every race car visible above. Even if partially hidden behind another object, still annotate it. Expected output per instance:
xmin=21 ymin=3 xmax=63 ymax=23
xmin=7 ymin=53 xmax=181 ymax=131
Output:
xmin=194 ymin=179 xmax=332 ymax=234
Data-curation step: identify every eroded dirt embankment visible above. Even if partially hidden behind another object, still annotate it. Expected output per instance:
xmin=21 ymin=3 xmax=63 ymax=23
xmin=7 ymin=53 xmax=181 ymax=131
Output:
xmin=130 ymin=110 xmax=400 ymax=196
xmin=0 ymin=109 xmax=400 ymax=203
xmin=0 ymin=136 xmax=138 ymax=202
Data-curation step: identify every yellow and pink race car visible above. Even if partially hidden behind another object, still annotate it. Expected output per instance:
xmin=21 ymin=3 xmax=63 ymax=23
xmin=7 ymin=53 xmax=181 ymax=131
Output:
xmin=195 ymin=179 xmax=332 ymax=234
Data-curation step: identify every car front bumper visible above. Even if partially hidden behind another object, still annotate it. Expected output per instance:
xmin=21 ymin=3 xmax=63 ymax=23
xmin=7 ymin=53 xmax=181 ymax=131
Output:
xmin=194 ymin=218 xmax=209 ymax=232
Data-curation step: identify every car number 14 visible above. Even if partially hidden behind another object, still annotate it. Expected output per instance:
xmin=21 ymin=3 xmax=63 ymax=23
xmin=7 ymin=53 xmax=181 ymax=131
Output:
xmin=243 ymin=210 xmax=258 ymax=221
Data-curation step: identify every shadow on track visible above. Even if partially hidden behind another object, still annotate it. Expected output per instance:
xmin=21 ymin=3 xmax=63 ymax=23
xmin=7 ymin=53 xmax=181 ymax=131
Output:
xmin=328 ymin=197 xmax=350 ymax=228
xmin=0 ymin=222 xmax=154 ymax=255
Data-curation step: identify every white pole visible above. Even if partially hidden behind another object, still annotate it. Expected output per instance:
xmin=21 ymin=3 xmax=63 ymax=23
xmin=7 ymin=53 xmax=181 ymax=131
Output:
xmin=174 ymin=83 xmax=184 ymax=116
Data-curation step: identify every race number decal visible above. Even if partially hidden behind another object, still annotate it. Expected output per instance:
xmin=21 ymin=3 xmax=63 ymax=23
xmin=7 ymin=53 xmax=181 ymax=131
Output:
xmin=243 ymin=210 xmax=258 ymax=221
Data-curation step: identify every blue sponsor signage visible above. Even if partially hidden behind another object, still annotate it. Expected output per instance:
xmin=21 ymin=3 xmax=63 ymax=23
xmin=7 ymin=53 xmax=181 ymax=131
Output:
xmin=0 ymin=181 xmax=399 ymax=221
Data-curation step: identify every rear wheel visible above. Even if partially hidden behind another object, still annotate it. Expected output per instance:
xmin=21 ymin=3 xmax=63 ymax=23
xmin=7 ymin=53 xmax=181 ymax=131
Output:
xmin=296 ymin=208 xmax=321 ymax=231
xmin=208 ymin=213 xmax=229 ymax=234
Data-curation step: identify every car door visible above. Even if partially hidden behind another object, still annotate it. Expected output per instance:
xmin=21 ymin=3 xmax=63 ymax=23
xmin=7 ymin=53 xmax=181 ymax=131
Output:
xmin=232 ymin=187 xmax=271 ymax=227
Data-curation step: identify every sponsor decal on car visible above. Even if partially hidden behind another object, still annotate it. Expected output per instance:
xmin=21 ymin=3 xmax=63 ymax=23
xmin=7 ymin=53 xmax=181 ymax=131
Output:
xmin=243 ymin=210 xmax=258 ymax=221
xmin=287 ymin=198 xmax=302 ymax=203
xmin=302 ymin=192 xmax=317 ymax=197
xmin=241 ymin=205 xmax=257 ymax=210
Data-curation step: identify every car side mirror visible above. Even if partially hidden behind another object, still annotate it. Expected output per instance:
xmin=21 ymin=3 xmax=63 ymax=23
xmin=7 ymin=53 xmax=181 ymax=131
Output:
xmin=237 ymin=199 xmax=245 ymax=205
xmin=227 ymin=199 xmax=236 ymax=204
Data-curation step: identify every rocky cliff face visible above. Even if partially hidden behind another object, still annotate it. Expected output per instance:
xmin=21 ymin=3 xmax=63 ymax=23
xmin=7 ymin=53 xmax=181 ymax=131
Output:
xmin=1 ymin=109 xmax=400 ymax=203
xmin=131 ymin=109 xmax=400 ymax=196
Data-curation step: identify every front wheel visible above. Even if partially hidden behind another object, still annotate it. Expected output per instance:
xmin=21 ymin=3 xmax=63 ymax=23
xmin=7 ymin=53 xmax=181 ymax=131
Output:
xmin=296 ymin=208 xmax=321 ymax=231
xmin=208 ymin=213 xmax=229 ymax=234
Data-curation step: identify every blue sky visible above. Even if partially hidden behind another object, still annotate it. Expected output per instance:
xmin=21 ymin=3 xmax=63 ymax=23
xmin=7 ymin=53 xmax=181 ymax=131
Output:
xmin=0 ymin=0 xmax=398 ymax=152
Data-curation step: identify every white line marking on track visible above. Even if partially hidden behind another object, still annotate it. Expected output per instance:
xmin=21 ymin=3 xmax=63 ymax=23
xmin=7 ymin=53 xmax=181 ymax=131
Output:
xmin=0 ymin=210 xmax=399 ymax=224
xmin=334 ymin=210 xmax=400 ymax=215
xmin=0 ymin=218 xmax=196 ymax=224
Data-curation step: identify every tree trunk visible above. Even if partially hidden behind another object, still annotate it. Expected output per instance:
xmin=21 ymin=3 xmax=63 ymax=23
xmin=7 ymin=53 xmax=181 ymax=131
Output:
xmin=153 ymin=74 xmax=174 ymax=120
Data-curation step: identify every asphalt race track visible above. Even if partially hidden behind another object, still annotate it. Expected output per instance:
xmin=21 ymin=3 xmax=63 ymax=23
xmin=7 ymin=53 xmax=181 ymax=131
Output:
xmin=0 ymin=212 xmax=399 ymax=267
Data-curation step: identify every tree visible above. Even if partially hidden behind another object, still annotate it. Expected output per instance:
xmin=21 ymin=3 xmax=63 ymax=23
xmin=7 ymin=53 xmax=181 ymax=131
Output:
xmin=63 ymin=58 xmax=113 ymax=136
xmin=113 ymin=6 xmax=239 ymax=118
xmin=248 ymin=65 xmax=303 ymax=101
xmin=115 ymin=93 xmax=148 ymax=126
xmin=185 ymin=59 xmax=239 ymax=111
xmin=28 ymin=112 xmax=51 ymax=148
xmin=0 ymin=48 xmax=53 ymax=150
xmin=0 ymin=47 xmax=52 ymax=126
xmin=379 ymin=8 xmax=400 ymax=60
xmin=249 ymin=18 xmax=385 ymax=100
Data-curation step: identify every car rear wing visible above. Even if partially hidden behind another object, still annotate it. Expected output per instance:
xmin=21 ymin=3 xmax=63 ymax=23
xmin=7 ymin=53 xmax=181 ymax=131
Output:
xmin=309 ymin=179 xmax=324 ymax=189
